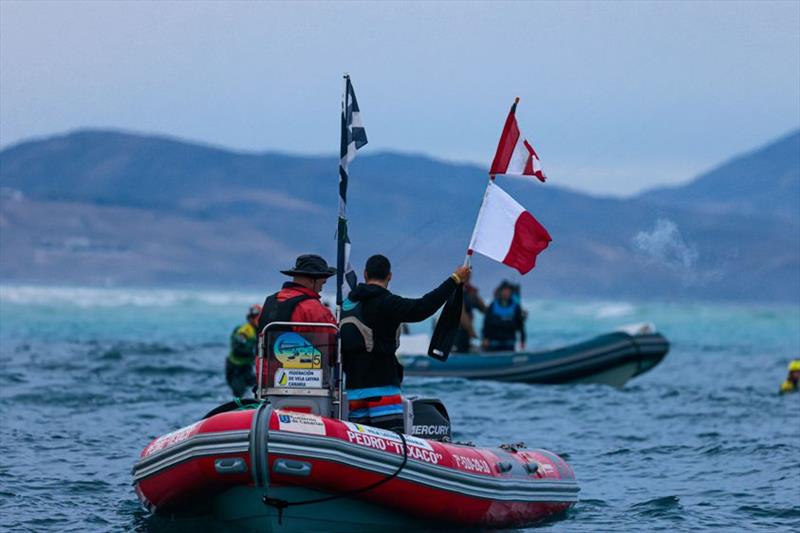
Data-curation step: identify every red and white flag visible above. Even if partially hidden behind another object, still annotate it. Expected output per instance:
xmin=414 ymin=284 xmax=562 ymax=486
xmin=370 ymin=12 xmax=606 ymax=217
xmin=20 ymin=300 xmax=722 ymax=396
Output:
xmin=467 ymin=181 xmax=551 ymax=275
xmin=489 ymin=98 xmax=546 ymax=182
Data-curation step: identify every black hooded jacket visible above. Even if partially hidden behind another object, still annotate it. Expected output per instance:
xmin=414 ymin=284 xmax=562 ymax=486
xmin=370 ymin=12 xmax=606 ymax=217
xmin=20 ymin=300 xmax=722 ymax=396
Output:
xmin=342 ymin=277 xmax=457 ymax=390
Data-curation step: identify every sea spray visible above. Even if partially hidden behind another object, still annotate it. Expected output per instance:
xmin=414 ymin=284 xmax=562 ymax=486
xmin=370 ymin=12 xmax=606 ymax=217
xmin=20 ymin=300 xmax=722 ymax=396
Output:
xmin=633 ymin=219 xmax=701 ymax=286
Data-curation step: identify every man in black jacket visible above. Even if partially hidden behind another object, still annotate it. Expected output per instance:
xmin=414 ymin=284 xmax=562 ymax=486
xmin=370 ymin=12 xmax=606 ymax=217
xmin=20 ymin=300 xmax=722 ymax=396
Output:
xmin=340 ymin=254 xmax=470 ymax=431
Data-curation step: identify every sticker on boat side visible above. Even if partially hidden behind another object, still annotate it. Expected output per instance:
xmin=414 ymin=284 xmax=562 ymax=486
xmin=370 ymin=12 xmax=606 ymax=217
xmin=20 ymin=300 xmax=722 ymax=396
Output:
xmin=144 ymin=421 xmax=201 ymax=457
xmin=452 ymin=454 xmax=492 ymax=474
xmin=342 ymin=422 xmax=443 ymax=464
xmin=343 ymin=422 xmax=433 ymax=450
xmin=277 ymin=412 xmax=326 ymax=435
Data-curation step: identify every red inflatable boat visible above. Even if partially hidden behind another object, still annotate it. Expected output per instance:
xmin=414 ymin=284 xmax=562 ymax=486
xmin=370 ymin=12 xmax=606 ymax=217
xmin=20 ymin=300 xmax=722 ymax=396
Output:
xmin=133 ymin=406 xmax=578 ymax=530
xmin=132 ymin=322 xmax=579 ymax=530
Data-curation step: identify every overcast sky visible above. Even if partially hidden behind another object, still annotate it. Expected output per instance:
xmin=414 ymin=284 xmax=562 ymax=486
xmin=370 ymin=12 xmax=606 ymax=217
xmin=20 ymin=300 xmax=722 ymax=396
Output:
xmin=1 ymin=0 xmax=798 ymax=196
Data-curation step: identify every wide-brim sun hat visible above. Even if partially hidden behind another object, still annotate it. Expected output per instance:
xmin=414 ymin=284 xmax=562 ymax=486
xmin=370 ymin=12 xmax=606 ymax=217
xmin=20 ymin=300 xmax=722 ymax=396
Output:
xmin=280 ymin=254 xmax=337 ymax=278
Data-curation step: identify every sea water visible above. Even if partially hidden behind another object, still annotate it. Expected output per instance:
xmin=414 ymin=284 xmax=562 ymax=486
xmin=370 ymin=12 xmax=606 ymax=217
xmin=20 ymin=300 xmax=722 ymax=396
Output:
xmin=0 ymin=285 xmax=798 ymax=531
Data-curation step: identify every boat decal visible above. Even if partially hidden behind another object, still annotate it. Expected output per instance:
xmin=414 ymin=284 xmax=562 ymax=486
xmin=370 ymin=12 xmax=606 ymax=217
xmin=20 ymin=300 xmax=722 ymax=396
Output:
xmin=273 ymin=332 xmax=323 ymax=369
xmin=344 ymin=422 xmax=434 ymax=450
xmin=132 ymin=430 xmax=250 ymax=482
xmin=274 ymin=368 xmax=323 ymax=388
xmin=343 ymin=430 xmax=444 ymax=464
xmin=277 ymin=411 xmax=326 ymax=436
xmin=452 ymin=454 xmax=492 ymax=474
xmin=142 ymin=421 xmax=202 ymax=458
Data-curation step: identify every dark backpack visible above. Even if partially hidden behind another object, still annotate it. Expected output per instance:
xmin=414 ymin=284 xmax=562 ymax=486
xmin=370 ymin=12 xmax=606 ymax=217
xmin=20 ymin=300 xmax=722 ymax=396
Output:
xmin=257 ymin=293 xmax=313 ymax=334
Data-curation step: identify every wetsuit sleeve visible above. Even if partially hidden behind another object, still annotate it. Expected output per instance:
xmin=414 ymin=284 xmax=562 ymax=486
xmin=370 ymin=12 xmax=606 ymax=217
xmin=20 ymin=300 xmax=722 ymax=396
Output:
xmin=386 ymin=277 xmax=457 ymax=323
xmin=516 ymin=306 xmax=526 ymax=345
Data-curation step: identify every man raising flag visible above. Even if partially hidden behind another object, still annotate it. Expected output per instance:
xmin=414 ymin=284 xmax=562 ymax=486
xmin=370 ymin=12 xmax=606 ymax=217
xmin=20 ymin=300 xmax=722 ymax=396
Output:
xmin=337 ymin=75 xmax=368 ymax=305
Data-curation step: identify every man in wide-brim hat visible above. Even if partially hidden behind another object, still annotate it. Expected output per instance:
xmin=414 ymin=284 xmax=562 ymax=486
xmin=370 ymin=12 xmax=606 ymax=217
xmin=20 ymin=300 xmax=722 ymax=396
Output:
xmin=257 ymin=254 xmax=338 ymax=335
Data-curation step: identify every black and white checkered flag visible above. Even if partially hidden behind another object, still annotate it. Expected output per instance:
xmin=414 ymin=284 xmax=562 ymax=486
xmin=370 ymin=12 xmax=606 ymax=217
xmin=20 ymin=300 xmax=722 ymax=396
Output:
xmin=337 ymin=76 xmax=367 ymax=305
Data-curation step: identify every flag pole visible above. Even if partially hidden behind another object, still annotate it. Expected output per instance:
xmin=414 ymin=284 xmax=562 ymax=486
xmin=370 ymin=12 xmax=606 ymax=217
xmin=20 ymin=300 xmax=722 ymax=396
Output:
xmin=335 ymin=73 xmax=349 ymax=420
xmin=463 ymin=179 xmax=492 ymax=269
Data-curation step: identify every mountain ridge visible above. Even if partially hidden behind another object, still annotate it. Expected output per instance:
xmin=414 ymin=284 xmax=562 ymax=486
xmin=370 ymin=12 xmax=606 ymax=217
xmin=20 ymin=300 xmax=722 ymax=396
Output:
xmin=638 ymin=130 xmax=799 ymax=219
xmin=1 ymin=128 xmax=798 ymax=302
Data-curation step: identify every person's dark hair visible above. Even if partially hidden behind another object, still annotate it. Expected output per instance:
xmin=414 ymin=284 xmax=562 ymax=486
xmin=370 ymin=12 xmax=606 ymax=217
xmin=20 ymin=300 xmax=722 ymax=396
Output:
xmin=365 ymin=254 xmax=391 ymax=280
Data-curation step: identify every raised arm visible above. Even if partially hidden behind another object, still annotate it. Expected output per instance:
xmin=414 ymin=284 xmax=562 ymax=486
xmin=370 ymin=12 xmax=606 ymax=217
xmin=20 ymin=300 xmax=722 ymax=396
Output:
xmin=388 ymin=266 xmax=470 ymax=323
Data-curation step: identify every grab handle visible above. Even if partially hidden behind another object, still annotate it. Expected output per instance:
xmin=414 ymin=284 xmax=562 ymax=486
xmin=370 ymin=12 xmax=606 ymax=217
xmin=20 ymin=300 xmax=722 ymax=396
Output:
xmin=215 ymin=457 xmax=248 ymax=474
xmin=495 ymin=461 xmax=513 ymax=473
xmin=273 ymin=459 xmax=312 ymax=477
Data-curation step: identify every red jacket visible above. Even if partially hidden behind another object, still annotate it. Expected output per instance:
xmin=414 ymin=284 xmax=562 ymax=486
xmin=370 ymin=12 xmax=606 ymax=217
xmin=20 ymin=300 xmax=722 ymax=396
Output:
xmin=275 ymin=283 xmax=336 ymax=326
xmin=256 ymin=282 xmax=337 ymax=389
xmin=257 ymin=282 xmax=336 ymax=332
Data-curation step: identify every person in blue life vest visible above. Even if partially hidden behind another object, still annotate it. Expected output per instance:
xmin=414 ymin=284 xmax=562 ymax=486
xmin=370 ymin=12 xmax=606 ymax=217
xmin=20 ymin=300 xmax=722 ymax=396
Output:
xmin=481 ymin=280 xmax=526 ymax=352
xmin=225 ymin=304 xmax=261 ymax=397
xmin=340 ymin=254 xmax=471 ymax=432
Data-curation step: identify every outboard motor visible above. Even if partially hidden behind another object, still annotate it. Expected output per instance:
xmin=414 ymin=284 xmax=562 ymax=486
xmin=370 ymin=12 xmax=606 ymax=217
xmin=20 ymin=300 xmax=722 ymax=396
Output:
xmin=408 ymin=396 xmax=452 ymax=442
xmin=256 ymin=322 xmax=346 ymax=419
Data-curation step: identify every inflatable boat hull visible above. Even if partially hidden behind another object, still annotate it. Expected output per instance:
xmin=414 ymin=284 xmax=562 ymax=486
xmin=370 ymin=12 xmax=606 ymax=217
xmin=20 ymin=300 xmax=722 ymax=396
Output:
xmin=401 ymin=332 xmax=669 ymax=388
xmin=132 ymin=407 xmax=579 ymax=530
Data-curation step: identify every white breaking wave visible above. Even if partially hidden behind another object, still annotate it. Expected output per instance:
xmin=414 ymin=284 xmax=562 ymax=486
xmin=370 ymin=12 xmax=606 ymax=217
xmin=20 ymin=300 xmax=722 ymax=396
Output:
xmin=0 ymin=285 xmax=263 ymax=308
xmin=570 ymin=301 xmax=636 ymax=319
xmin=595 ymin=303 xmax=636 ymax=319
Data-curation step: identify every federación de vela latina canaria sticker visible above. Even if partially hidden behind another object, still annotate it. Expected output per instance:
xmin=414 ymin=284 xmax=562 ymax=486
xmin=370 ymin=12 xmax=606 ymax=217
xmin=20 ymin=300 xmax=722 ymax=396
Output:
xmin=274 ymin=368 xmax=323 ymax=388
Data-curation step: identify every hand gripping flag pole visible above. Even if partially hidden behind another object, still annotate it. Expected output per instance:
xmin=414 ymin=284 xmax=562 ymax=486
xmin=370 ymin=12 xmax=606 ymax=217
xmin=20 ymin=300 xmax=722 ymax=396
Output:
xmin=335 ymin=74 xmax=367 ymax=417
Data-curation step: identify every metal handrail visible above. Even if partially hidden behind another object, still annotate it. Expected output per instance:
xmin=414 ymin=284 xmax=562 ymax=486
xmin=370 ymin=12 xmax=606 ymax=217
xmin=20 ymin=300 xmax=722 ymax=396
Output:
xmin=256 ymin=322 xmax=341 ymax=414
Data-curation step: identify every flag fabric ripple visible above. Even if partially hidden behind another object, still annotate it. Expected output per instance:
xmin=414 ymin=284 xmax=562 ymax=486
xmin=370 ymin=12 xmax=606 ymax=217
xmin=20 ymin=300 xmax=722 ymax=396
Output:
xmin=337 ymin=76 xmax=367 ymax=305
xmin=489 ymin=100 xmax=546 ymax=182
xmin=467 ymin=181 xmax=551 ymax=275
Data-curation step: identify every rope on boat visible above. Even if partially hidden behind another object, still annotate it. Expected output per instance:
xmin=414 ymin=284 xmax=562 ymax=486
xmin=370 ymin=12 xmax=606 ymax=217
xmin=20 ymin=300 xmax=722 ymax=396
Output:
xmin=262 ymin=431 xmax=409 ymax=524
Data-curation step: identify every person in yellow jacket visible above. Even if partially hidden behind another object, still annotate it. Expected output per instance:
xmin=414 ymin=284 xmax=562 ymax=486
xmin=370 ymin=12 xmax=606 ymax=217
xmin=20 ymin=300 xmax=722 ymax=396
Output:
xmin=225 ymin=304 xmax=261 ymax=397
xmin=779 ymin=360 xmax=800 ymax=394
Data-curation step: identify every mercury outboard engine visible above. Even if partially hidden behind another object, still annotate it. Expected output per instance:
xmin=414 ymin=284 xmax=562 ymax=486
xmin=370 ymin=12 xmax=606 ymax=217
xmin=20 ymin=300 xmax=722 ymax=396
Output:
xmin=408 ymin=396 xmax=452 ymax=442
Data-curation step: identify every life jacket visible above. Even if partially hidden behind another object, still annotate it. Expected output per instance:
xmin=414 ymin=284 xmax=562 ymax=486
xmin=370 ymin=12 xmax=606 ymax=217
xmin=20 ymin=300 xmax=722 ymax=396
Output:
xmin=228 ymin=322 xmax=258 ymax=364
xmin=487 ymin=299 xmax=520 ymax=323
xmin=257 ymin=293 xmax=314 ymax=334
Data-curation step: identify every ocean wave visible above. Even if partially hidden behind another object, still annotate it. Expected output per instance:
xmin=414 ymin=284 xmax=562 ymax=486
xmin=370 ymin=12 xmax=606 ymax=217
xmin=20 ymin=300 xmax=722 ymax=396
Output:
xmin=630 ymin=495 xmax=684 ymax=518
xmin=0 ymin=285 xmax=261 ymax=308
xmin=565 ymin=301 xmax=637 ymax=319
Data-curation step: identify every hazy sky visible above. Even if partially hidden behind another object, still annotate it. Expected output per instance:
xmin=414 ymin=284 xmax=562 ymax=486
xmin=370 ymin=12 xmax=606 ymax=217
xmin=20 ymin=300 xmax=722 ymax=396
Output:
xmin=1 ymin=1 xmax=798 ymax=196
